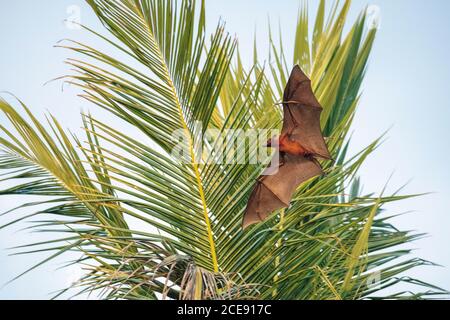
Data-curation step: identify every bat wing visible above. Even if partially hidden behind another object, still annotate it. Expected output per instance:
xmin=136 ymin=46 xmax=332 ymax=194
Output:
xmin=282 ymin=65 xmax=331 ymax=160
xmin=242 ymin=153 xmax=323 ymax=229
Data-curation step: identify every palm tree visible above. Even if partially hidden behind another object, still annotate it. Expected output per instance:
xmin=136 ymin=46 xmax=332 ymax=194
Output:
xmin=0 ymin=0 xmax=446 ymax=300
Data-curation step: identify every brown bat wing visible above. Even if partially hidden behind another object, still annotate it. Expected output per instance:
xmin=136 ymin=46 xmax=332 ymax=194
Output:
xmin=242 ymin=153 xmax=323 ymax=229
xmin=282 ymin=66 xmax=331 ymax=160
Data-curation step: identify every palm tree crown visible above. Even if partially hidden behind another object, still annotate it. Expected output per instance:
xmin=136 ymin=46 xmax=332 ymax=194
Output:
xmin=0 ymin=0 xmax=446 ymax=299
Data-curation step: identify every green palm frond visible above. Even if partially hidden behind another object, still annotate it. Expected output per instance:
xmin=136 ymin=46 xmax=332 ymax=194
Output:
xmin=0 ymin=0 xmax=446 ymax=300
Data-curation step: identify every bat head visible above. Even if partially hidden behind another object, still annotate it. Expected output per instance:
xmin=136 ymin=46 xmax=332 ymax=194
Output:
xmin=265 ymin=136 xmax=279 ymax=148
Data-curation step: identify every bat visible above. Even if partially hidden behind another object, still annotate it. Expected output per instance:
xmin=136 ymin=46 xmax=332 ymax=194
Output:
xmin=242 ymin=65 xmax=331 ymax=229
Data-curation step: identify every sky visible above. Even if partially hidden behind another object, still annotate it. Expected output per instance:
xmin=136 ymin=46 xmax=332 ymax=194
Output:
xmin=0 ymin=0 xmax=449 ymax=299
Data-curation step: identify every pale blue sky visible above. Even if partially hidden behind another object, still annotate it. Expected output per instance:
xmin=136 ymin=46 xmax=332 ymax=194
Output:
xmin=1 ymin=0 xmax=449 ymax=299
